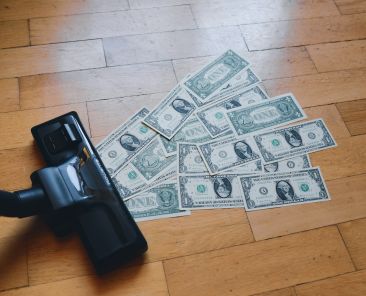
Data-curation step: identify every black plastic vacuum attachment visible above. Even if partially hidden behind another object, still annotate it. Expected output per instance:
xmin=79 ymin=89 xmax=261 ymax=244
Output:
xmin=0 ymin=112 xmax=147 ymax=274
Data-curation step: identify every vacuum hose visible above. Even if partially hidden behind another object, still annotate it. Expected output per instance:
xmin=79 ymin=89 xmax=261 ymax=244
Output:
xmin=0 ymin=187 xmax=50 ymax=218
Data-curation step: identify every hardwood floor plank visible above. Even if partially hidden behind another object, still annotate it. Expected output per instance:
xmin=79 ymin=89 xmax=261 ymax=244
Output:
xmin=87 ymin=93 xmax=167 ymax=138
xmin=191 ymin=0 xmax=339 ymax=28
xmin=163 ymin=227 xmax=354 ymax=296
xmin=0 ymin=40 xmax=105 ymax=79
xmin=140 ymin=209 xmax=253 ymax=263
xmin=247 ymin=174 xmax=366 ymax=240
xmin=0 ymin=103 xmax=89 ymax=150
xmin=0 ymin=145 xmax=43 ymax=191
xmin=241 ymin=14 xmax=366 ymax=50
xmin=173 ymin=47 xmax=317 ymax=81
xmin=26 ymin=209 xmax=253 ymax=284
xmin=5 ymin=261 xmax=168 ymax=295
xmin=0 ymin=78 xmax=19 ymax=112
xmin=310 ymin=135 xmax=366 ymax=179
xmin=335 ymin=0 xmax=366 ymax=14
xmin=103 ymin=27 xmax=246 ymax=66
xmin=0 ymin=0 xmax=129 ymax=21
xmin=303 ymin=104 xmax=351 ymax=139
xmin=307 ymin=39 xmax=366 ymax=72
xmin=0 ymin=236 xmax=28 ymax=291
xmin=337 ymin=99 xmax=366 ymax=136
xmin=30 ymin=6 xmax=196 ymax=45
xmin=0 ymin=217 xmax=34 ymax=240
xmin=20 ymin=62 xmax=175 ymax=109
xmin=129 ymin=0 xmax=190 ymax=8
xmin=295 ymin=270 xmax=366 ymax=295
xmin=264 ymin=68 xmax=366 ymax=107
xmin=0 ymin=20 xmax=29 ymax=49
xmin=252 ymin=288 xmax=296 ymax=296
xmin=338 ymin=218 xmax=366 ymax=269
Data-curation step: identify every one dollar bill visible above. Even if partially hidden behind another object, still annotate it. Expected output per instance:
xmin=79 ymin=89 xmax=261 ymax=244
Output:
xmin=240 ymin=167 xmax=330 ymax=211
xmin=159 ymin=115 xmax=214 ymax=156
xmin=125 ymin=181 xmax=190 ymax=222
xmin=178 ymin=142 xmax=262 ymax=175
xmin=97 ymin=108 xmax=156 ymax=176
xmin=143 ymin=84 xmax=196 ymax=139
xmin=263 ymin=154 xmax=311 ymax=173
xmin=198 ymin=136 xmax=261 ymax=174
xmin=183 ymin=50 xmax=250 ymax=104
xmin=254 ymin=119 xmax=337 ymax=163
xmin=196 ymin=85 xmax=269 ymax=137
xmin=178 ymin=174 xmax=244 ymax=209
xmin=226 ymin=93 xmax=306 ymax=136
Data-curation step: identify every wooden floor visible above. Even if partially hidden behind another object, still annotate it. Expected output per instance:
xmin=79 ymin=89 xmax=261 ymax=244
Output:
xmin=0 ymin=0 xmax=366 ymax=295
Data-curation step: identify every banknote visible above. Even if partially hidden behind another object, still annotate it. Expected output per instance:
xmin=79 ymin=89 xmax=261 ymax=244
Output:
xmin=97 ymin=108 xmax=156 ymax=176
xmin=177 ymin=142 xmax=262 ymax=175
xmin=131 ymin=137 xmax=176 ymax=182
xmin=125 ymin=182 xmax=190 ymax=222
xmin=254 ymin=119 xmax=337 ymax=163
xmin=113 ymin=161 xmax=176 ymax=200
xmin=143 ymin=84 xmax=196 ymax=139
xmin=226 ymin=93 xmax=306 ymax=136
xmin=196 ymin=85 xmax=269 ymax=137
xmin=240 ymin=167 xmax=330 ymax=211
xmin=198 ymin=136 xmax=261 ymax=174
xmin=263 ymin=155 xmax=311 ymax=173
xmin=159 ymin=115 xmax=214 ymax=156
xmin=225 ymin=160 xmax=262 ymax=175
xmin=178 ymin=174 xmax=244 ymax=209
xmin=183 ymin=50 xmax=250 ymax=104
xmin=187 ymin=68 xmax=261 ymax=107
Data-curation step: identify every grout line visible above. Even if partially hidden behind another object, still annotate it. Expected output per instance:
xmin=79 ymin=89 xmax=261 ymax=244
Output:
xmin=334 ymin=103 xmax=353 ymax=137
xmin=27 ymin=19 xmax=31 ymax=46
xmin=162 ymin=261 xmax=172 ymax=296
xmin=100 ymin=38 xmax=108 ymax=67
xmin=170 ymin=60 xmax=179 ymax=83
xmin=188 ymin=4 xmax=199 ymax=29
xmin=238 ymin=25 xmax=250 ymax=52
xmin=336 ymin=224 xmax=358 ymax=270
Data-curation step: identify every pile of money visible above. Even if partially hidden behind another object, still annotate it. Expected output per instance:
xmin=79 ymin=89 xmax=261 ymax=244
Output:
xmin=97 ymin=49 xmax=336 ymax=222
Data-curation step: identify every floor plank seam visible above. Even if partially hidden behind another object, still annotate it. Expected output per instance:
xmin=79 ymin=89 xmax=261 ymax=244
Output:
xmin=336 ymin=224 xmax=359 ymax=270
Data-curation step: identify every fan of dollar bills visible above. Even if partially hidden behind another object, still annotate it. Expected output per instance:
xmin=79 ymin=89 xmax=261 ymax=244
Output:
xmin=97 ymin=49 xmax=337 ymax=222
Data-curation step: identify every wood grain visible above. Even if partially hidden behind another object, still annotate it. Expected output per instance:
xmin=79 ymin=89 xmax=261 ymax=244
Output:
xmin=0 ymin=20 xmax=29 ymax=49
xmin=337 ymin=99 xmax=366 ymax=136
xmin=30 ymin=6 xmax=196 ymax=45
xmin=0 ymin=145 xmax=44 ymax=191
xmin=0 ymin=236 xmax=28 ymax=291
xmin=264 ymin=68 xmax=366 ymax=107
xmin=241 ymin=14 xmax=366 ymax=50
xmin=303 ymin=104 xmax=351 ymax=140
xmin=173 ymin=47 xmax=317 ymax=81
xmin=310 ymin=135 xmax=366 ymax=179
xmin=0 ymin=103 xmax=89 ymax=150
xmin=0 ymin=79 xmax=19 ymax=112
xmin=307 ymin=39 xmax=366 ymax=72
xmin=25 ymin=209 xmax=253 ymax=284
xmin=296 ymin=270 xmax=366 ymax=296
xmin=164 ymin=227 xmax=354 ymax=296
xmin=335 ymin=0 xmax=366 ymax=14
xmin=0 ymin=0 xmax=129 ymax=21
xmin=338 ymin=218 xmax=366 ymax=270
xmin=0 ymin=40 xmax=105 ymax=79
xmin=252 ymin=288 xmax=296 ymax=296
xmin=2 ymin=262 xmax=168 ymax=296
xmin=87 ymin=93 xmax=167 ymax=138
xmin=247 ymin=174 xmax=366 ymax=240
xmin=191 ymin=0 xmax=340 ymax=28
xmin=20 ymin=62 xmax=176 ymax=109
xmin=103 ymin=26 xmax=246 ymax=66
